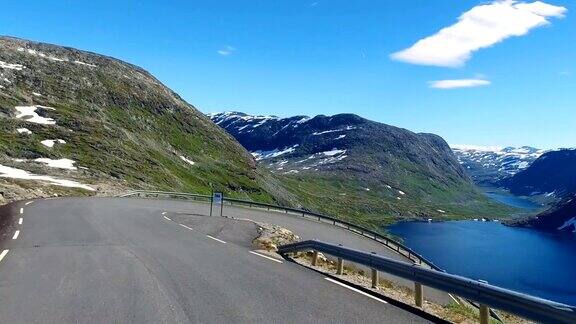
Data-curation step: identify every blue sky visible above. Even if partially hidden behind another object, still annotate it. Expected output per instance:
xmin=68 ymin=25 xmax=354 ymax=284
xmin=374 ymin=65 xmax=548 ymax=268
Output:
xmin=1 ymin=0 xmax=574 ymax=149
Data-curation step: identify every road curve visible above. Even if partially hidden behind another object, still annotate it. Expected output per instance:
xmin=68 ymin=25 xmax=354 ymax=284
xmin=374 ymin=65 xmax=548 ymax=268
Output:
xmin=0 ymin=197 xmax=432 ymax=323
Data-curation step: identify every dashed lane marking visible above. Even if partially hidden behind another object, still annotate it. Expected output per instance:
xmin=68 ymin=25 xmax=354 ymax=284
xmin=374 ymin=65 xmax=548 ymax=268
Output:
xmin=161 ymin=212 xmax=167 ymax=215
xmin=25 ymin=201 xmax=33 ymax=206
xmin=163 ymin=215 xmax=172 ymax=221
xmin=324 ymin=277 xmax=388 ymax=304
xmin=12 ymin=230 xmax=20 ymax=240
xmin=0 ymin=250 xmax=8 ymax=262
xmin=18 ymin=218 xmax=23 ymax=225
xmin=249 ymin=251 xmax=283 ymax=263
xmin=19 ymin=208 xmax=23 ymax=214
xmin=206 ymin=235 xmax=227 ymax=244
xmin=179 ymin=224 xmax=194 ymax=231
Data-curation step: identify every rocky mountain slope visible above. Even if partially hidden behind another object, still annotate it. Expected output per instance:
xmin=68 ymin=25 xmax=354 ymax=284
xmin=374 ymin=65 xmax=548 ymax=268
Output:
xmin=209 ymin=112 xmax=512 ymax=227
xmin=508 ymin=193 xmax=576 ymax=232
xmin=451 ymin=145 xmax=544 ymax=185
xmin=0 ymin=36 xmax=292 ymax=204
xmin=501 ymin=149 xmax=576 ymax=198
xmin=501 ymin=149 xmax=576 ymax=232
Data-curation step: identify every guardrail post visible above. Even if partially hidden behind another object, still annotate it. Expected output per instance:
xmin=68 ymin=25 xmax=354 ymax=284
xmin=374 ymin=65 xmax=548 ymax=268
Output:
xmin=371 ymin=268 xmax=378 ymax=288
xmin=336 ymin=244 xmax=344 ymax=275
xmin=311 ymin=250 xmax=319 ymax=266
xmin=477 ymin=279 xmax=490 ymax=324
xmin=479 ymin=304 xmax=489 ymax=324
xmin=414 ymin=282 xmax=423 ymax=307
xmin=336 ymin=257 xmax=344 ymax=275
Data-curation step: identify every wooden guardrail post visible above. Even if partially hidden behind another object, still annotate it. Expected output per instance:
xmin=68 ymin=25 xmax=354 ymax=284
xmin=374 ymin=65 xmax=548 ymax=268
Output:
xmin=337 ymin=257 xmax=344 ymax=275
xmin=479 ymin=304 xmax=489 ymax=324
xmin=311 ymin=250 xmax=319 ymax=266
xmin=478 ymin=279 xmax=490 ymax=324
xmin=414 ymin=282 xmax=423 ymax=307
xmin=371 ymin=269 xmax=378 ymax=288
xmin=413 ymin=263 xmax=424 ymax=307
xmin=336 ymin=244 xmax=344 ymax=275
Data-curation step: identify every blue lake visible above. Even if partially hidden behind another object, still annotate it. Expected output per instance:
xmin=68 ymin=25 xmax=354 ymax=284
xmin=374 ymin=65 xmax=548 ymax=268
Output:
xmin=388 ymin=220 xmax=576 ymax=305
xmin=482 ymin=190 xmax=542 ymax=211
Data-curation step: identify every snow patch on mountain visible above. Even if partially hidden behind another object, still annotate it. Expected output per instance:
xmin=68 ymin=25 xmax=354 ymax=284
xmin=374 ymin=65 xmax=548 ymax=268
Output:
xmin=34 ymin=158 xmax=77 ymax=170
xmin=558 ymin=217 xmax=576 ymax=232
xmin=0 ymin=163 xmax=93 ymax=191
xmin=251 ymin=145 xmax=299 ymax=161
xmin=41 ymin=139 xmax=66 ymax=148
xmin=0 ymin=60 xmax=25 ymax=70
xmin=451 ymin=144 xmax=545 ymax=184
xmin=17 ymin=128 xmax=32 ymax=135
xmin=14 ymin=105 xmax=57 ymax=125
xmin=73 ymin=60 xmax=97 ymax=68
xmin=17 ymin=47 xmax=67 ymax=62
xmin=322 ymin=149 xmax=346 ymax=156
xmin=312 ymin=126 xmax=356 ymax=136
xmin=180 ymin=156 xmax=196 ymax=166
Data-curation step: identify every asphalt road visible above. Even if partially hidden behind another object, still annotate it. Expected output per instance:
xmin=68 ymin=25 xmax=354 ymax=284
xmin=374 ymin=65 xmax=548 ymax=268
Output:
xmin=0 ymin=197 xmax=433 ymax=323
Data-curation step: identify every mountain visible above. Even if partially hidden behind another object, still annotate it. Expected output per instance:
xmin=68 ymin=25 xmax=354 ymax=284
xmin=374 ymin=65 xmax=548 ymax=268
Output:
xmin=209 ymin=112 xmax=513 ymax=227
xmin=451 ymin=145 xmax=544 ymax=185
xmin=501 ymin=149 xmax=576 ymax=198
xmin=0 ymin=36 xmax=292 ymax=204
xmin=508 ymin=193 xmax=576 ymax=233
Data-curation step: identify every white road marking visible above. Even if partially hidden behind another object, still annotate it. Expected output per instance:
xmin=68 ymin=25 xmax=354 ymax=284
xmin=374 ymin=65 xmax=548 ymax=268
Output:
xmin=0 ymin=249 xmax=8 ymax=262
xmin=163 ymin=215 xmax=172 ymax=221
xmin=20 ymin=208 xmax=24 ymax=214
xmin=18 ymin=218 xmax=23 ymax=225
xmin=12 ymin=230 xmax=20 ymax=240
xmin=324 ymin=277 xmax=388 ymax=304
xmin=25 ymin=201 xmax=33 ymax=206
xmin=179 ymin=224 xmax=194 ymax=231
xmin=206 ymin=235 xmax=226 ymax=244
xmin=249 ymin=251 xmax=283 ymax=263
xmin=161 ymin=211 xmax=167 ymax=215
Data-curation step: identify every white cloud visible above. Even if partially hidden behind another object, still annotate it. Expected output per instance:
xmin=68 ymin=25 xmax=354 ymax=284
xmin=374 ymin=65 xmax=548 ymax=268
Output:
xmin=429 ymin=79 xmax=491 ymax=89
xmin=217 ymin=45 xmax=236 ymax=56
xmin=391 ymin=1 xmax=567 ymax=67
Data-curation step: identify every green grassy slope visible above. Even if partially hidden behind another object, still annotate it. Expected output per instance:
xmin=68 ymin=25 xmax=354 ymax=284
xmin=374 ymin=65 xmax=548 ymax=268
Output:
xmin=279 ymin=173 xmax=515 ymax=231
xmin=0 ymin=36 xmax=282 ymax=202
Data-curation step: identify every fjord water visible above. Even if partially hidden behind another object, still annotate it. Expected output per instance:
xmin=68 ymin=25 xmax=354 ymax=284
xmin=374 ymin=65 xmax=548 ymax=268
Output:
xmin=388 ymin=220 xmax=576 ymax=305
xmin=482 ymin=190 xmax=542 ymax=210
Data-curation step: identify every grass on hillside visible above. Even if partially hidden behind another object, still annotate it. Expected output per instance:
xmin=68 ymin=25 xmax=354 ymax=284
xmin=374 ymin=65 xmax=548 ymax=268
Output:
xmin=278 ymin=172 xmax=516 ymax=232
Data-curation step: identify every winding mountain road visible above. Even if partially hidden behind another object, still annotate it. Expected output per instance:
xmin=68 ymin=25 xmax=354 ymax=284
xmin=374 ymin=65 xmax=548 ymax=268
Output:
xmin=0 ymin=197 xmax=436 ymax=323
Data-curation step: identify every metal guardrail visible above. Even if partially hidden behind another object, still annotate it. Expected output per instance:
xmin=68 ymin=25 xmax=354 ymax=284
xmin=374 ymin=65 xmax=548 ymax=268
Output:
xmin=120 ymin=190 xmax=441 ymax=271
xmin=278 ymin=240 xmax=576 ymax=324
xmin=121 ymin=190 xmax=509 ymax=321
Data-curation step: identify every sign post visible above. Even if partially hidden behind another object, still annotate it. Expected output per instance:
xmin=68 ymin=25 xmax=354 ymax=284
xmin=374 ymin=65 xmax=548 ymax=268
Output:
xmin=212 ymin=192 xmax=223 ymax=217
xmin=209 ymin=188 xmax=214 ymax=217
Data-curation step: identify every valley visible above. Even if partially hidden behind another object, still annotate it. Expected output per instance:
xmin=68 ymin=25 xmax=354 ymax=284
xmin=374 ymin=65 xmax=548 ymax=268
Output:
xmin=0 ymin=36 xmax=572 ymax=234
xmin=209 ymin=111 xmax=515 ymax=229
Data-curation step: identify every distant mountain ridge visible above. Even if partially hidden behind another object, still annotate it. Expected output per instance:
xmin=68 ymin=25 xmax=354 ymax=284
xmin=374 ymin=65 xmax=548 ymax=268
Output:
xmin=502 ymin=149 xmax=576 ymax=198
xmin=504 ymin=149 xmax=576 ymax=232
xmin=210 ymin=111 xmax=466 ymax=180
xmin=451 ymin=145 xmax=544 ymax=185
xmin=209 ymin=111 xmax=512 ymax=227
